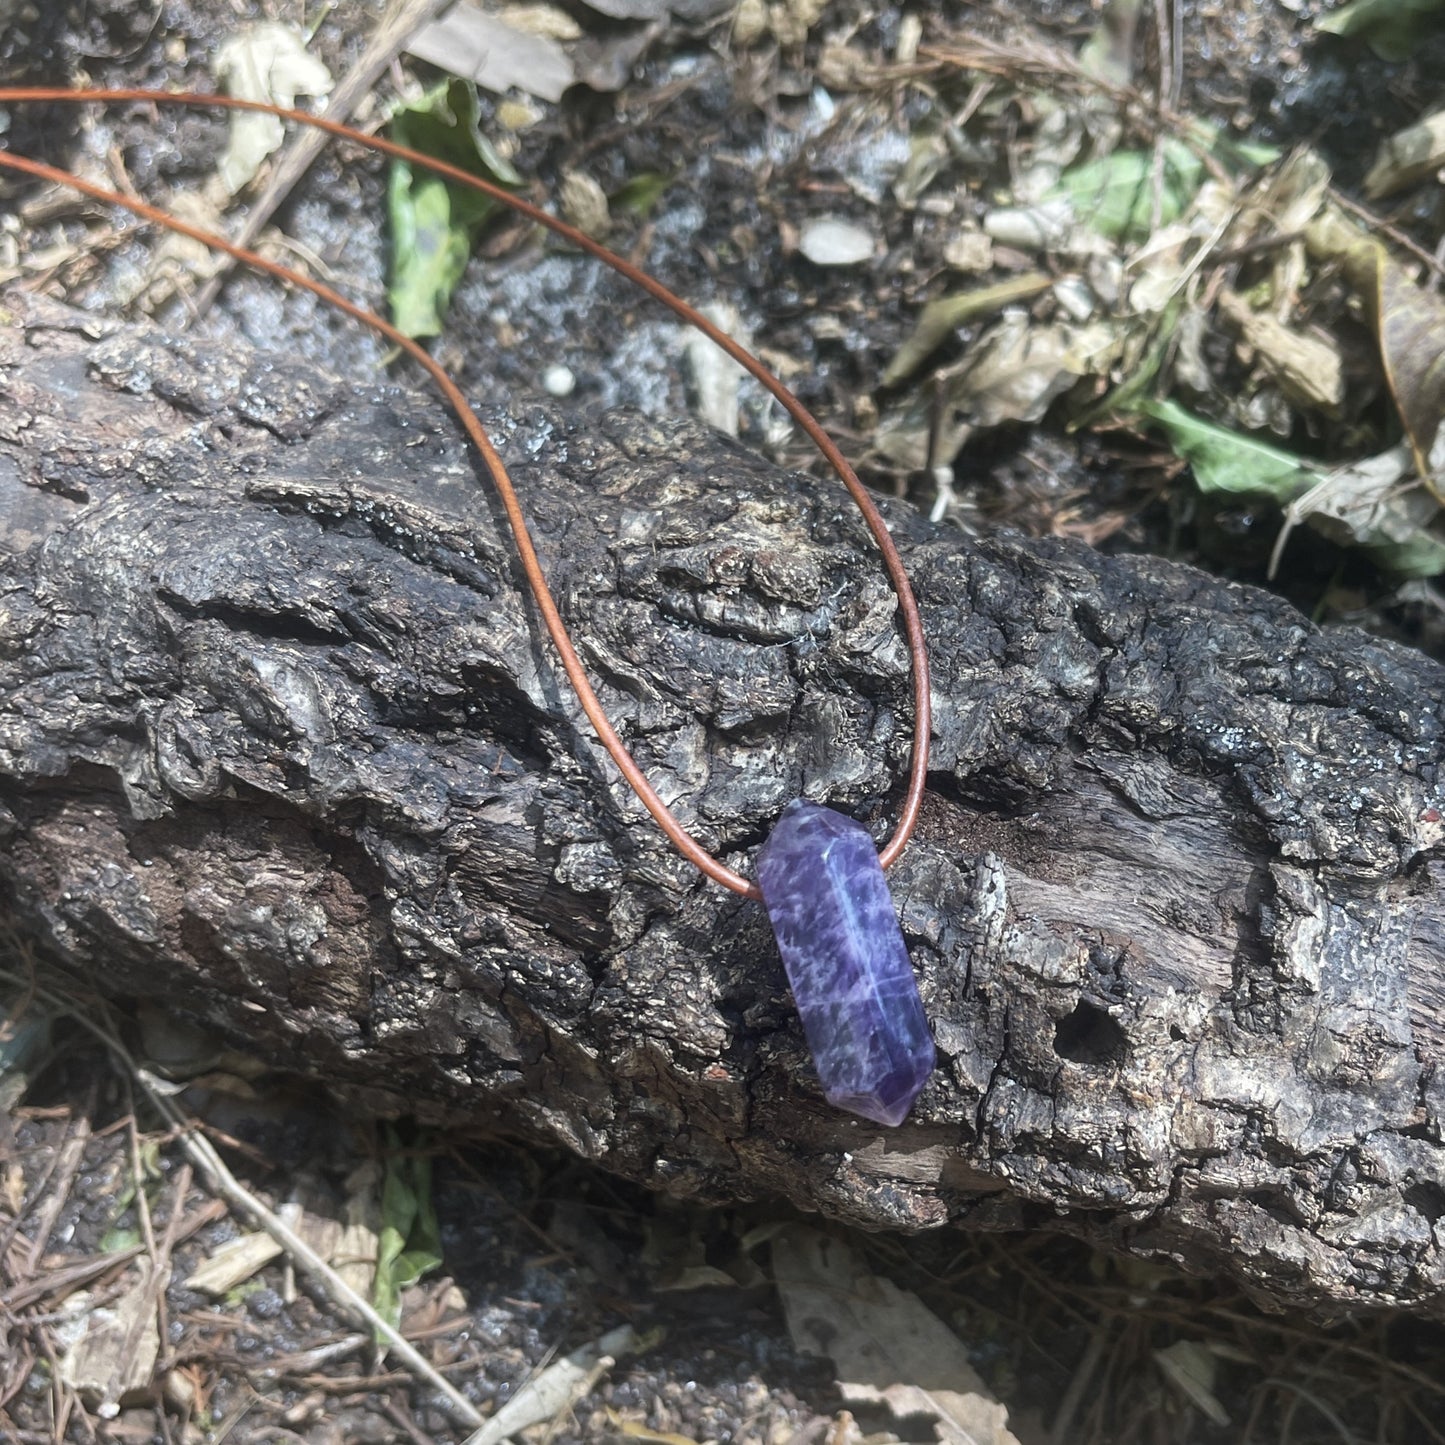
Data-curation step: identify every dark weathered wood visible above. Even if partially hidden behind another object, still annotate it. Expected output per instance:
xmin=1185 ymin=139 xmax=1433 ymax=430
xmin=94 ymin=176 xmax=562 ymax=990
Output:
xmin=2 ymin=293 xmax=1443 ymax=1316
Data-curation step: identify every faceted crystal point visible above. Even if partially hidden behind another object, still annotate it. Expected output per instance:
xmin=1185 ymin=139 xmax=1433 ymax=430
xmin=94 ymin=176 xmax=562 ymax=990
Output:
xmin=756 ymin=800 xmax=935 ymax=1126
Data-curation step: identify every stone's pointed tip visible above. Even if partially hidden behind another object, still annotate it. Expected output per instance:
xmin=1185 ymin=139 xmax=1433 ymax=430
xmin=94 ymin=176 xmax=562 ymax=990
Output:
xmin=829 ymin=1065 xmax=933 ymax=1127
xmin=757 ymin=800 xmax=935 ymax=1129
xmin=827 ymin=1028 xmax=935 ymax=1126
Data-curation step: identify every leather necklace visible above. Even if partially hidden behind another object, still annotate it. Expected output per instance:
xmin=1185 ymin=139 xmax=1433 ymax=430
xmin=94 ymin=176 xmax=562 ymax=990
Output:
xmin=0 ymin=87 xmax=936 ymax=1125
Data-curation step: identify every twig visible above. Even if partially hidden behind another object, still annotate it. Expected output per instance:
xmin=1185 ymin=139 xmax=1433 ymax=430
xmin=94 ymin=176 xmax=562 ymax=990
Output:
xmin=1049 ymin=1315 xmax=1113 ymax=1445
xmin=1208 ymin=228 xmax=1306 ymax=267
xmin=0 ymin=962 xmax=485 ymax=1430
xmin=158 ymin=1088 xmax=484 ymax=1427
xmin=1166 ymin=0 xmax=1183 ymax=110
xmin=381 ymin=1394 xmax=438 ymax=1445
xmin=0 ymin=1246 xmax=142 ymax=1314
xmin=1329 ymin=186 xmax=1445 ymax=282
xmin=151 ymin=1163 xmax=193 ymax=1375
xmin=100 ymin=1136 xmax=187 ymax=1419
xmin=22 ymin=1115 xmax=91 ymax=1275
xmin=187 ymin=0 xmax=453 ymax=321
xmin=1153 ymin=0 xmax=1172 ymax=113
xmin=920 ymin=29 xmax=1230 ymax=186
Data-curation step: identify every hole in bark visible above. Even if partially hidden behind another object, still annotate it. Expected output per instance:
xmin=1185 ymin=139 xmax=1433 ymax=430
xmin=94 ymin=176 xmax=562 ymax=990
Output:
xmin=1054 ymin=1002 xmax=1126 ymax=1066
xmin=1169 ymin=1024 xmax=1186 ymax=1042
xmin=1405 ymin=1182 xmax=1445 ymax=1224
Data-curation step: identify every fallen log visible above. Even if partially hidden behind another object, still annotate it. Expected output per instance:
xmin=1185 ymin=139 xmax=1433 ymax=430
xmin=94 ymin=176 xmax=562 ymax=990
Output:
xmin=2 ymin=292 xmax=1443 ymax=1316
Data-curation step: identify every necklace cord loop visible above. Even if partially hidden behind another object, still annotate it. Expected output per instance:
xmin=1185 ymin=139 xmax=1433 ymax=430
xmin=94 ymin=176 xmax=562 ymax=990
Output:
xmin=0 ymin=86 xmax=931 ymax=898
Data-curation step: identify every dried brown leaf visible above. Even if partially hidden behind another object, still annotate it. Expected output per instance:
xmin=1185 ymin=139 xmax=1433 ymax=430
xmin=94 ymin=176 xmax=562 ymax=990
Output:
xmin=406 ymin=1 xmax=575 ymax=101
xmin=882 ymin=274 xmax=1052 ymax=386
xmin=1308 ymin=206 xmax=1445 ymax=500
xmin=1365 ymin=110 xmax=1445 ymax=199
xmin=1217 ymin=290 xmax=1344 ymax=414
xmin=772 ymin=1225 xmax=1021 ymax=1445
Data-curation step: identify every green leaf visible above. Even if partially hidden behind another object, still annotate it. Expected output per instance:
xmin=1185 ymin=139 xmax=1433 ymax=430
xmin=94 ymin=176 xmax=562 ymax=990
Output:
xmin=1218 ymin=137 xmax=1284 ymax=170
xmin=387 ymin=78 xmax=523 ymax=340
xmin=1375 ymin=244 xmax=1445 ymax=503
xmin=373 ymin=1131 xmax=443 ymax=1332
xmin=223 ymin=1280 xmax=268 ymax=1308
xmin=1148 ymin=404 xmax=1445 ymax=580
xmin=881 ymin=272 xmax=1053 ymax=387
xmin=1056 ymin=140 xmax=1204 ymax=243
xmin=1315 ymin=0 xmax=1445 ymax=61
xmin=1143 ymin=399 xmax=1322 ymax=500
xmin=611 ymin=171 xmax=677 ymax=219
xmin=1306 ymin=201 xmax=1445 ymax=503
xmin=1366 ymin=533 xmax=1445 ymax=578
xmin=1277 ymin=446 xmax=1445 ymax=580
xmin=1069 ymin=308 xmax=1176 ymax=430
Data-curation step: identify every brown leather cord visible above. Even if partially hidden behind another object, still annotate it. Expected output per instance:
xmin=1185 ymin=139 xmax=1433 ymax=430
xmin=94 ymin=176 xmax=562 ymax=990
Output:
xmin=0 ymin=86 xmax=932 ymax=897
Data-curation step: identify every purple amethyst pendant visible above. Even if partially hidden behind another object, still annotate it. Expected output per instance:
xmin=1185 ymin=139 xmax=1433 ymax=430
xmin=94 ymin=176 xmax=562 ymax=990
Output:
xmin=756 ymin=800 xmax=934 ymax=1126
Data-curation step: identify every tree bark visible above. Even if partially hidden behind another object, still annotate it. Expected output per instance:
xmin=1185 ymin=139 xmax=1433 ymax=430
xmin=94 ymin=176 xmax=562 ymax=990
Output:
xmin=2 ymin=293 xmax=1443 ymax=1317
